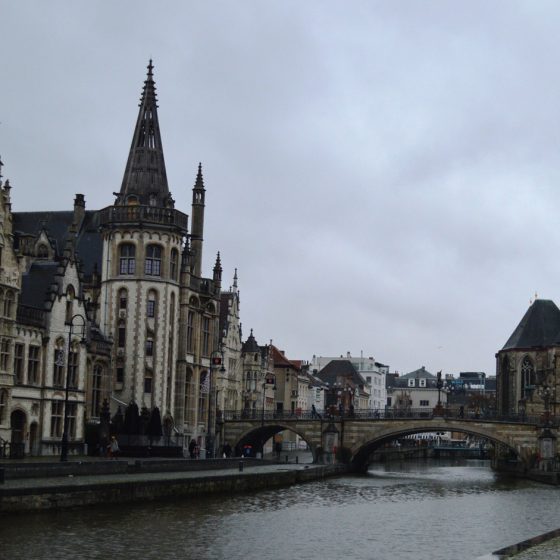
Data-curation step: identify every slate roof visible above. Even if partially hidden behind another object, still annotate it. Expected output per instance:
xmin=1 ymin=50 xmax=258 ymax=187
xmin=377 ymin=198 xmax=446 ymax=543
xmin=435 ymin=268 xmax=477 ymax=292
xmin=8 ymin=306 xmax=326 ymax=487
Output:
xmin=401 ymin=366 xmax=436 ymax=379
xmin=219 ymin=292 xmax=234 ymax=335
xmin=13 ymin=210 xmax=103 ymax=278
xmin=316 ymin=359 xmax=366 ymax=386
xmin=242 ymin=329 xmax=260 ymax=354
xmin=501 ymin=299 xmax=560 ymax=351
xmin=20 ymin=261 xmax=59 ymax=308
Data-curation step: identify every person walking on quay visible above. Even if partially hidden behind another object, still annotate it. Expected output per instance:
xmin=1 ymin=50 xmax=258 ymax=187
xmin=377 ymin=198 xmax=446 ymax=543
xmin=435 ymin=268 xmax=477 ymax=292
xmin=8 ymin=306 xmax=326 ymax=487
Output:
xmin=107 ymin=436 xmax=120 ymax=459
xmin=189 ymin=438 xmax=197 ymax=459
xmin=311 ymin=404 xmax=317 ymax=418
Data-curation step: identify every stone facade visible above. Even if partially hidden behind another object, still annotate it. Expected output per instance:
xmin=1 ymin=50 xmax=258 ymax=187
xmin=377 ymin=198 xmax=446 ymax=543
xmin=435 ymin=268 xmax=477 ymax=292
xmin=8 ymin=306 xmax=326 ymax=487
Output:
xmin=0 ymin=62 xmax=224 ymax=457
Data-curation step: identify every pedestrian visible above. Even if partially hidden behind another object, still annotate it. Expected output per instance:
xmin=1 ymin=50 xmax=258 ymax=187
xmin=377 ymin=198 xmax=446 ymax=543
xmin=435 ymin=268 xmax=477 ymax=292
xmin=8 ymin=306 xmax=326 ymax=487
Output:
xmin=188 ymin=438 xmax=197 ymax=459
xmin=107 ymin=435 xmax=119 ymax=459
xmin=311 ymin=404 xmax=317 ymax=419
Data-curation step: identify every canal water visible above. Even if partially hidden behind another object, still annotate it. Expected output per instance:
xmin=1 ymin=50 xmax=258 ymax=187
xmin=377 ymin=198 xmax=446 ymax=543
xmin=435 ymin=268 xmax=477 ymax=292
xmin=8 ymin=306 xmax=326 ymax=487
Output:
xmin=2 ymin=459 xmax=560 ymax=560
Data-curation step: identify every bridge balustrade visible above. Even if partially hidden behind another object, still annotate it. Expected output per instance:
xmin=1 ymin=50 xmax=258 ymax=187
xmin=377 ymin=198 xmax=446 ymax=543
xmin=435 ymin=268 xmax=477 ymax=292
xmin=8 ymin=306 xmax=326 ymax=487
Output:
xmin=222 ymin=408 xmax=548 ymax=425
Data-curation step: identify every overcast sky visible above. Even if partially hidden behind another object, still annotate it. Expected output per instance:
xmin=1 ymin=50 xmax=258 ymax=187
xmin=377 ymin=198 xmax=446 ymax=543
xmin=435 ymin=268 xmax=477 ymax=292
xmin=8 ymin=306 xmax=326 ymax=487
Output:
xmin=3 ymin=1 xmax=560 ymax=376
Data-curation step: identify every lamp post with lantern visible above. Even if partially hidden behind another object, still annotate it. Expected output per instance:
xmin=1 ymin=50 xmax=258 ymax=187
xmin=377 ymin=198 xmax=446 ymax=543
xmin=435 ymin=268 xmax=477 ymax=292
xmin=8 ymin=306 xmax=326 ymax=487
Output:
xmin=60 ymin=313 xmax=87 ymax=462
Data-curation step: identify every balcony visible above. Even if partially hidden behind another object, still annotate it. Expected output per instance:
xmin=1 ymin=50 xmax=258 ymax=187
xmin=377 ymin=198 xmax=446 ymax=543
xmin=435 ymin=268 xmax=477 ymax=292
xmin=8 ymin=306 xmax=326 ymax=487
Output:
xmin=97 ymin=205 xmax=189 ymax=232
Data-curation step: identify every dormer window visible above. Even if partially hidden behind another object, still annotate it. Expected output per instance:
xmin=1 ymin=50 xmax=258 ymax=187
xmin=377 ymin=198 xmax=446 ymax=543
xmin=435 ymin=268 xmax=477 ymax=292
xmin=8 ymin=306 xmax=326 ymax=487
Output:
xmin=149 ymin=194 xmax=157 ymax=207
xmin=37 ymin=244 xmax=49 ymax=259
xmin=419 ymin=379 xmax=426 ymax=388
xmin=408 ymin=378 xmax=415 ymax=387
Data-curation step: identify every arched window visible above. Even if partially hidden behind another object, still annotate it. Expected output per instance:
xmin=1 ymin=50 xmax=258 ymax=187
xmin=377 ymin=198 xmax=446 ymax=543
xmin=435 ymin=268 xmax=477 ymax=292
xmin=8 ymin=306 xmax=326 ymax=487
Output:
xmin=145 ymin=244 xmax=162 ymax=276
xmin=119 ymin=243 xmax=136 ymax=275
xmin=4 ymin=291 xmax=14 ymax=319
xmin=170 ymin=248 xmax=179 ymax=280
xmin=521 ymin=356 xmax=535 ymax=398
xmin=37 ymin=244 xmax=49 ymax=258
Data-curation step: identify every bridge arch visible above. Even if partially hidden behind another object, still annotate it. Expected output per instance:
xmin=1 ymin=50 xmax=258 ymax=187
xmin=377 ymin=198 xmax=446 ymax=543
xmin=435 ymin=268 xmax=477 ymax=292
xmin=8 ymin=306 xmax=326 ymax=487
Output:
xmin=229 ymin=422 xmax=319 ymax=461
xmin=350 ymin=421 xmax=530 ymax=471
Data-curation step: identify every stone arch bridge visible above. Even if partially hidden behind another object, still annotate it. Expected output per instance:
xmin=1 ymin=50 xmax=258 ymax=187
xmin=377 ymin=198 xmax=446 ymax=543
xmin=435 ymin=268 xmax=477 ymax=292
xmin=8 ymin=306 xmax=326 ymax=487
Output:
xmin=223 ymin=414 xmax=543 ymax=471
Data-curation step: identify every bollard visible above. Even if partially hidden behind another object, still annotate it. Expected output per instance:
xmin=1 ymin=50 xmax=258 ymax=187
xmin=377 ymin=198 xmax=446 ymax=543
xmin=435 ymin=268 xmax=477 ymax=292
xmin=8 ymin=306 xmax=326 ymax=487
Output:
xmin=296 ymin=456 xmax=299 ymax=464
xmin=285 ymin=455 xmax=289 ymax=463
xmin=239 ymin=461 xmax=244 ymax=472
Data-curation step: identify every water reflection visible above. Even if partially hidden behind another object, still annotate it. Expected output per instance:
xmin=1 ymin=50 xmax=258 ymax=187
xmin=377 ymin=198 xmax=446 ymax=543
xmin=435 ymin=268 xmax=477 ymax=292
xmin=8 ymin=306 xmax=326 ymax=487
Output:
xmin=2 ymin=459 xmax=560 ymax=560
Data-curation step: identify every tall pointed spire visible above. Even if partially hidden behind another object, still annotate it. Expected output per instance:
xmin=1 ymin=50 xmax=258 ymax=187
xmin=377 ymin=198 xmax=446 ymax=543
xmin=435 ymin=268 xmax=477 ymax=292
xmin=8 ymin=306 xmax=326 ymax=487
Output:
xmin=118 ymin=60 xmax=171 ymax=207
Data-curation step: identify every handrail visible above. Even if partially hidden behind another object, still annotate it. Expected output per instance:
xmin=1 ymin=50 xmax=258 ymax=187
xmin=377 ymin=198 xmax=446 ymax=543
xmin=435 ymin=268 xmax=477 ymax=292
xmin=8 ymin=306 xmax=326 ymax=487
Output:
xmin=222 ymin=408 xmax=546 ymax=426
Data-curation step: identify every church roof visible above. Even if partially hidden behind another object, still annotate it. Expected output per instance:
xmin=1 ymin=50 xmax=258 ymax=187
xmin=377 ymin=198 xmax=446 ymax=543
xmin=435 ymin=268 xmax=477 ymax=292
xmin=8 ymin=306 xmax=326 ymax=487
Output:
xmin=501 ymin=299 xmax=560 ymax=351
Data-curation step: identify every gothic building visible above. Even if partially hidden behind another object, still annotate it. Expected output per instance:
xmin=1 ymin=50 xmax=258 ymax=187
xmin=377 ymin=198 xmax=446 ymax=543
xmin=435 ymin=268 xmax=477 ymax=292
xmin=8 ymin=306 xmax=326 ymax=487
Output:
xmin=0 ymin=61 xmax=223 ymax=456
xmin=496 ymin=299 xmax=560 ymax=418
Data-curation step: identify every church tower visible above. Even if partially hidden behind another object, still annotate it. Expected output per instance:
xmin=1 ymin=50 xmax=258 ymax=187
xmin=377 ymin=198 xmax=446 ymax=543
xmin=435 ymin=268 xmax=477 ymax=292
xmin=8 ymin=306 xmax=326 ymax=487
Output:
xmin=98 ymin=61 xmax=188 ymax=419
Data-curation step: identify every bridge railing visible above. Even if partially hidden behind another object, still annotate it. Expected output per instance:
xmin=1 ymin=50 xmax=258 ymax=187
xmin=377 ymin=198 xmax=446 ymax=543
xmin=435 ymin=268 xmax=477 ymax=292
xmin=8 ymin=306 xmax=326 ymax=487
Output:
xmin=222 ymin=408 xmax=548 ymax=425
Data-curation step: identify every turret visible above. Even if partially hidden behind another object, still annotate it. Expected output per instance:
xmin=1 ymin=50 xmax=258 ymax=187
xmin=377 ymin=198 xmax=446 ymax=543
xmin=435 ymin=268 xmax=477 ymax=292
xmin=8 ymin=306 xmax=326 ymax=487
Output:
xmin=190 ymin=163 xmax=205 ymax=277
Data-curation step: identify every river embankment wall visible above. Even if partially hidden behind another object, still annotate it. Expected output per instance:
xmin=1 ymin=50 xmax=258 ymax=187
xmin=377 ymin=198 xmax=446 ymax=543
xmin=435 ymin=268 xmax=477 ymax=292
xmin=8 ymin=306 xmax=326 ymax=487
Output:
xmin=0 ymin=462 xmax=349 ymax=513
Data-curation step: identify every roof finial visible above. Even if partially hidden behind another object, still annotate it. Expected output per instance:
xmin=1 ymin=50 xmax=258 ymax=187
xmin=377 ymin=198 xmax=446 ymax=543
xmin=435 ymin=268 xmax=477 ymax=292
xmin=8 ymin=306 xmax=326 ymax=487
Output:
xmin=233 ymin=268 xmax=238 ymax=289
xmin=195 ymin=162 xmax=205 ymax=189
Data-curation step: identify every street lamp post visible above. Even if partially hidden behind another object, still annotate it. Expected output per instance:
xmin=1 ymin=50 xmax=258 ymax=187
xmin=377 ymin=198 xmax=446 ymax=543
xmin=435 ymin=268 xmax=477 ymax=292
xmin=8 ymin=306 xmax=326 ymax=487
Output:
xmin=261 ymin=374 xmax=276 ymax=426
xmin=207 ymin=351 xmax=225 ymax=458
xmin=60 ymin=313 xmax=86 ymax=462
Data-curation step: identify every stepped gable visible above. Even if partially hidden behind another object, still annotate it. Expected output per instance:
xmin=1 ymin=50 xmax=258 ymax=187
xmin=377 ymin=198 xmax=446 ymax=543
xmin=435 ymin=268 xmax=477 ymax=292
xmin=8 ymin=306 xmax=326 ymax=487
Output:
xmin=502 ymin=299 xmax=560 ymax=351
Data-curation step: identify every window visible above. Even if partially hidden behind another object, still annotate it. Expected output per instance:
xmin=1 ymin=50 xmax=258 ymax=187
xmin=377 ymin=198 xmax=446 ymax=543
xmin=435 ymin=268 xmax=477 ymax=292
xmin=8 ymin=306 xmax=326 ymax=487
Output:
xmin=68 ymin=345 xmax=78 ymax=388
xmin=521 ymin=356 xmax=535 ymax=398
xmin=0 ymin=339 xmax=10 ymax=371
xmin=37 ymin=244 xmax=49 ymax=258
xmin=419 ymin=379 xmax=426 ymax=388
xmin=420 ymin=400 xmax=430 ymax=407
xmin=118 ymin=322 xmax=126 ymax=347
xmin=53 ymin=340 xmax=65 ymax=387
xmin=170 ymin=248 xmax=179 ymax=280
xmin=91 ymin=364 xmax=103 ymax=417
xmin=147 ymin=291 xmax=156 ymax=318
xmin=186 ymin=311 xmax=195 ymax=353
xmin=28 ymin=346 xmax=40 ymax=385
xmin=145 ymin=245 xmax=162 ymax=276
xmin=146 ymin=338 xmax=154 ymax=357
xmin=119 ymin=288 xmax=127 ymax=310
xmin=50 ymin=400 xmax=64 ymax=437
xmin=116 ymin=364 xmax=124 ymax=384
xmin=202 ymin=316 xmax=210 ymax=357
xmin=4 ymin=291 xmax=14 ymax=319
xmin=408 ymin=378 xmax=415 ymax=387
xmin=0 ymin=389 xmax=7 ymax=424
xmin=14 ymin=343 xmax=24 ymax=384
xmin=65 ymin=285 xmax=75 ymax=324
xmin=144 ymin=372 xmax=153 ymax=393
xmin=66 ymin=402 xmax=77 ymax=439
xmin=119 ymin=243 xmax=136 ymax=275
